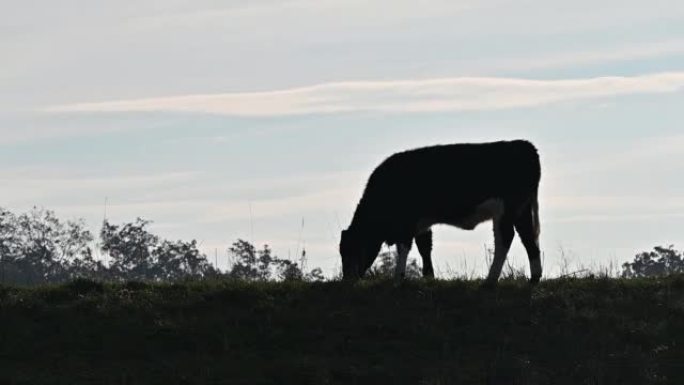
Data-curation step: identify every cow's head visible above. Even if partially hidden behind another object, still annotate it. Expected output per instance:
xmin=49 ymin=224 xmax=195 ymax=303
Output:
xmin=339 ymin=228 xmax=382 ymax=280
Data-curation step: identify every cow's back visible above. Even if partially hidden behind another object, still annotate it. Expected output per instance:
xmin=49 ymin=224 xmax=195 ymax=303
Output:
xmin=355 ymin=140 xmax=540 ymax=239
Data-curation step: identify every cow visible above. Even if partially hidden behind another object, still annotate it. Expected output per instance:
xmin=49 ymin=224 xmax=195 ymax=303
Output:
xmin=339 ymin=140 xmax=542 ymax=286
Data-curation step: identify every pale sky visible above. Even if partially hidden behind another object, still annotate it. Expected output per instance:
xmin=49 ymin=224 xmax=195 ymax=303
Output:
xmin=2 ymin=0 xmax=684 ymax=277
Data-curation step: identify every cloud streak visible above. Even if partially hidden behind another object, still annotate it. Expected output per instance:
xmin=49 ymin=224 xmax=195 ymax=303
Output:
xmin=47 ymin=72 xmax=684 ymax=116
xmin=482 ymin=39 xmax=684 ymax=73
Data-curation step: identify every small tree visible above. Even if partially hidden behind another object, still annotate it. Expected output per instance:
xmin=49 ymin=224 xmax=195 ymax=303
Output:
xmin=622 ymin=245 xmax=684 ymax=278
xmin=101 ymin=219 xmax=158 ymax=281
xmin=100 ymin=218 xmax=217 ymax=281
xmin=276 ymin=259 xmax=304 ymax=281
xmin=153 ymin=239 xmax=218 ymax=280
xmin=227 ymin=239 xmax=326 ymax=282
xmin=228 ymin=239 xmax=270 ymax=281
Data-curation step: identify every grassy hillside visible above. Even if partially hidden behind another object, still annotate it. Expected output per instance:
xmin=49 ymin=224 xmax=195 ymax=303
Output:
xmin=1 ymin=277 xmax=683 ymax=385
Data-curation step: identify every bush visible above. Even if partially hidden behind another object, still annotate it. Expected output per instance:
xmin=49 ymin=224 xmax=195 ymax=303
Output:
xmin=227 ymin=239 xmax=325 ymax=282
xmin=622 ymin=245 xmax=684 ymax=278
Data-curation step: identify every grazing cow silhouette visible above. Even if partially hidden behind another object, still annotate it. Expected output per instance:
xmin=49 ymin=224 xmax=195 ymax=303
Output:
xmin=340 ymin=140 xmax=542 ymax=286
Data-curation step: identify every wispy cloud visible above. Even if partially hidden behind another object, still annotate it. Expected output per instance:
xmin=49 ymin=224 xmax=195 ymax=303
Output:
xmin=46 ymin=72 xmax=684 ymax=117
xmin=485 ymin=39 xmax=684 ymax=73
xmin=129 ymin=0 xmax=477 ymax=30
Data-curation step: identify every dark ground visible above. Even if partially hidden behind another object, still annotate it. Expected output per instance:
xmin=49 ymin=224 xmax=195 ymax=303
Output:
xmin=1 ymin=276 xmax=683 ymax=385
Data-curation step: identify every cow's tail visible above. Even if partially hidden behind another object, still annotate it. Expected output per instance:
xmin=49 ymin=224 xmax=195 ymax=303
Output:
xmin=531 ymin=190 xmax=541 ymax=238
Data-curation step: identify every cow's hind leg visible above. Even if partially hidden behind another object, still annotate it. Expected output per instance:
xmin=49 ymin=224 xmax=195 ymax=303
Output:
xmin=415 ymin=230 xmax=435 ymax=278
xmin=515 ymin=202 xmax=542 ymax=285
xmin=484 ymin=217 xmax=515 ymax=287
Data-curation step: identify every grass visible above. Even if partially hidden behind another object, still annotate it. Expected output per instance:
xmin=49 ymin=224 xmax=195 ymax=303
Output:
xmin=1 ymin=276 xmax=684 ymax=385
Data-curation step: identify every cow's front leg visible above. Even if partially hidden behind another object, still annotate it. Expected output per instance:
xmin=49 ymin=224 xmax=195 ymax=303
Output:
xmin=484 ymin=217 xmax=515 ymax=287
xmin=395 ymin=241 xmax=412 ymax=279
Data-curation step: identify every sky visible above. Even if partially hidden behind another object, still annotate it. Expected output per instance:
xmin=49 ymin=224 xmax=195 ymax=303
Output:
xmin=1 ymin=0 xmax=684 ymax=277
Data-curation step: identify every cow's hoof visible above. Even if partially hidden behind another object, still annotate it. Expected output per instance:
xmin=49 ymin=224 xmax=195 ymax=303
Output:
xmin=530 ymin=276 xmax=541 ymax=286
xmin=481 ymin=280 xmax=498 ymax=290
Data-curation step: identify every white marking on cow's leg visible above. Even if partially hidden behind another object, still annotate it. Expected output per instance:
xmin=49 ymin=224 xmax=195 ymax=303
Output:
xmin=486 ymin=224 xmax=506 ymax=284
xmin=485 ymin=218 xmax=515 ymax=286
xmin=514 ymin=201 xmax=542 ymax=284
xmin=525 ymin=234 xmax=542 ymax=284
xmin=396 ymin=243 xmax=410 ymax=279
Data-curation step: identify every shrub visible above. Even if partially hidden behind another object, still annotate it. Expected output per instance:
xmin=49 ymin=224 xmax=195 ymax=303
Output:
xmin=622 ymin=245 xmax=684 ymax=278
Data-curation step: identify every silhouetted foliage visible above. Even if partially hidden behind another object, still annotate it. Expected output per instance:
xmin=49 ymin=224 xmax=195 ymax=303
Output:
xmin=0 ymin=207 xmax=324 ymax=285
xmin=101 ymin=219 xmax=158 ymax=281
xmin=227 ymin=240 xmax=272 ymax=281
xmin=305 ymin=267 xmax=325 ymax=282
xmin=367 ymin=250 xmax=422 ymax=279
xmin=0 ymin=207 xmax=94 ymax=285
xmin=0 ymin=208 xmax=222 ymax=284
xmin=622 ymin=245 xmax=684 ymax=278
xmin=100 ymin=218 xmax=218 ymax=281
xmin=227 ymin=239 xmax=325 ymax=282
xmin=155 ymin=239 xmax=217 ymax=280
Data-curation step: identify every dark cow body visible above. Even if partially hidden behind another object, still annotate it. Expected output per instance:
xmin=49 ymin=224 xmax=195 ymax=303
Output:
xmin=340 ymin=140 xmax=542 ymax=285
